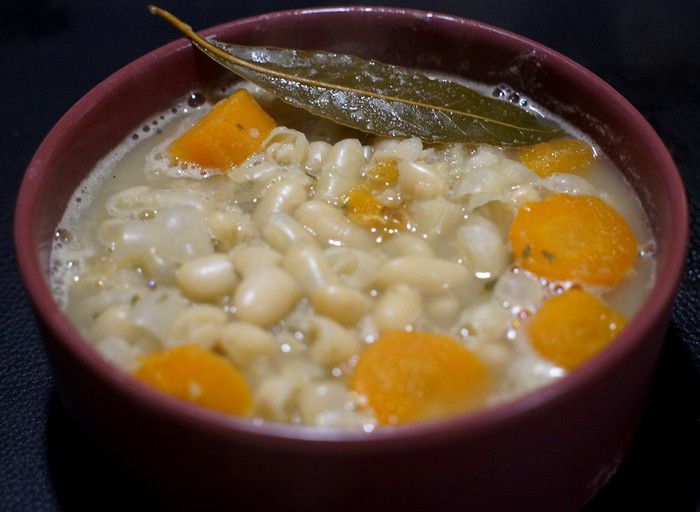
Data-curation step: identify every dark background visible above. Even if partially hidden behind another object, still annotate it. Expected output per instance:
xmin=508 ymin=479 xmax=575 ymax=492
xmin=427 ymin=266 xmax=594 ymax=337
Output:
xmin=1 ymin=1 xmax=698 ymax=510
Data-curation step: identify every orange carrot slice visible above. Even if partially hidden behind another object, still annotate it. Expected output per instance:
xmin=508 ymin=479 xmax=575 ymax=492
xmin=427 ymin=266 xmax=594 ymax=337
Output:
xmin=168 ymin=89 xmax=276 ymax=170
xmin=509 ymin=194 xmax=637 ymax=285
xmin=134 ymin=344 xmax=252 ymax=415
xmin=528 ymin=289 xmax=627 ymax=370
xmin=351 ymin=331 xmax=489 ymax=425
xmin=519 ymin=137 xmax=594 ymax=177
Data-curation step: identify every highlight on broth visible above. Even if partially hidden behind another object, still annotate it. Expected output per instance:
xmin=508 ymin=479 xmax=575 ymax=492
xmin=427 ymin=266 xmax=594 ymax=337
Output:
xmin=51 ymin=80 xmax=656 ymax=429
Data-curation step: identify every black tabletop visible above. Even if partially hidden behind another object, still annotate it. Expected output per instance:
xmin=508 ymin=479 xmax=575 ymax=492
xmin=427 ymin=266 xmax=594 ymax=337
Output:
xmin=1 ymin=1 xmax=698 ymax=510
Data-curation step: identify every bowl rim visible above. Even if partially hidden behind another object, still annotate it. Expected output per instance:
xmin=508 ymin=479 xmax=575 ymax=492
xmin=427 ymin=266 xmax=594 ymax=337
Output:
xmin=14 ymin=5 xmax=688 ymax=451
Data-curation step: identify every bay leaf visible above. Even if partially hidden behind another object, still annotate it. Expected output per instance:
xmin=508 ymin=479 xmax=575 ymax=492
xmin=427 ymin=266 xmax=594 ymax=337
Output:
xmin=149 ymin=6 xmax=562 ymax=146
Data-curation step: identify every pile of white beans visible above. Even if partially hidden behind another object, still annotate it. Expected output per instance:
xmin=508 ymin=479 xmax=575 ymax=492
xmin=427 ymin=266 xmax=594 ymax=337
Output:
xmin=52 ymin=84 xmax=655 ymax=428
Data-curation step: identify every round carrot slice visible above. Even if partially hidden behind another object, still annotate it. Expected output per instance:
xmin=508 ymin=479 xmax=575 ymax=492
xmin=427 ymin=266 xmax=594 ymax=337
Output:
xmin=134 ymin=344 xmax=252 ymax=415
xmin=351 ymin=331 xmax=489 ymax=425
xmin=509 ymin=194 xmax=637 ymax=285
xmin=528 ymin=289 xmax=627 ymax=370
xmin=519 ymin=137 xmax=594 ymax=177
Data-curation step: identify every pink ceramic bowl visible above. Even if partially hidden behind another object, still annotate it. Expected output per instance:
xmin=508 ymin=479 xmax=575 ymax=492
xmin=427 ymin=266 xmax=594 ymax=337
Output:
xmin=14 ymin=6 xmax=688 ymax=511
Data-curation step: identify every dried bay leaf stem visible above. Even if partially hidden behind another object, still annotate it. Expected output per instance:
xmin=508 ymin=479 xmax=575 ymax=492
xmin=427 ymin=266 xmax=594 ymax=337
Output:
xmin=149 ymin=6 xmax=562 ymax=146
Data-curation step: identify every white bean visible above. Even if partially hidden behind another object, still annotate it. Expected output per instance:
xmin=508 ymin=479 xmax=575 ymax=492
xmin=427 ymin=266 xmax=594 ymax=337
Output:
xmin=371 ymin=137 xmax=401 ymax=155
xmin=303 ymin=141 xmax=332 ymax=176
xmin=374 ymin=285 xmax=422 ymax=332
xmin=381 ymin=233 xmax=434 ymax=258
xmin=219 ymin=321 xmax=275 ymax=367
xmin=426 ymin=294 xmax=460 ymax=324
xmin=228 ymin=244 xmax=282 ymax=277
xmin=168 ymin=305 xmax=227 ymax=349
xmin=283 ymin=244 xmax=338 ymax=292
xmin=311 ymin=284 xmax=371 ymax=326
xmin=279 ymin=358 xmax=326 ymax=383
xmin=229 ymin=160 xmax=282 ymax=186
xmin=253 ymin=375 xmax=298 ymax=422
xmin=452 ymin=152 xmax=536 ymax=203
xmin=252 ymin=170 xmax=285 ymax=200
xmin=377 ymin=257 xmax=472 ymax=293
xmin=455 ymin=214 xmax=509 ymax=280
xmin=309 ymin=317 xmax=361 ymax=368
xmin=410 ymin=196 xmax=462 ymax=238
xmin=206 ymin=211 xmax=237 ymax=245
xmin=96 ymin=336 xmax=143 ymax=372
xmin=253 ymin=179 xmax=307 ymax=225
xmin=234 ymin=267 xmax=301 ymax=326
xmin=106 ymin=186 xmax=209 ymax=219
xmin=325 ymin=247 xmax=386 ymax=290
xmin=262 ymin=213 xmax=317 ymax=253
xmin=250 ymin=167 xmax=311 ymax=202
xmin=262 ymin=127 xmax=309 ymax=166
xmin=372 ymin=136 xmax=423 ymax=162
xmin=175 ymin=254 xmax=237 ymax=301
xmin=315 ymin=138 xmax=364 ymax=202
xmin=457 ymin=300 xmax=511 ymax=344
xmin=298 ymin=381 xmax=353 ymax=425
xmin=398 ymin=160 xmax=445 ymax=200
xmin=294 ymin=200 xmax=374 ymax=249
xmin=206 ymin=210 xmax=253 ymax=251
xmin=91 ymin=305 xmax=138 ymax=343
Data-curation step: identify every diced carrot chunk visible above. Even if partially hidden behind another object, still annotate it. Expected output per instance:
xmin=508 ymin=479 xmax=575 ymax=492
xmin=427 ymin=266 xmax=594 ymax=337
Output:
xmin=509 ymin=194 xmax=637 ymax=285
xmin=351 ymin=331 xmax=489 ymax=425
xmin=519 ymin=137 xmax=594 ymax=177
xmin=168 ymin=89 xmax=276 ymax=170
xmin=344 ymin=189 xmax=405 ymax=234
xmin=345 ymin=189 xmax=384 ymax=217
xmin=365 ymin=160 xmax=399 ymax=187
xmin=528 ymin=289 xmax=627 ymax=370
xmin=342 ymin=161 xmax=405 ymax=236
xmin=134 ymin=344 xmax=252 ymax=415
